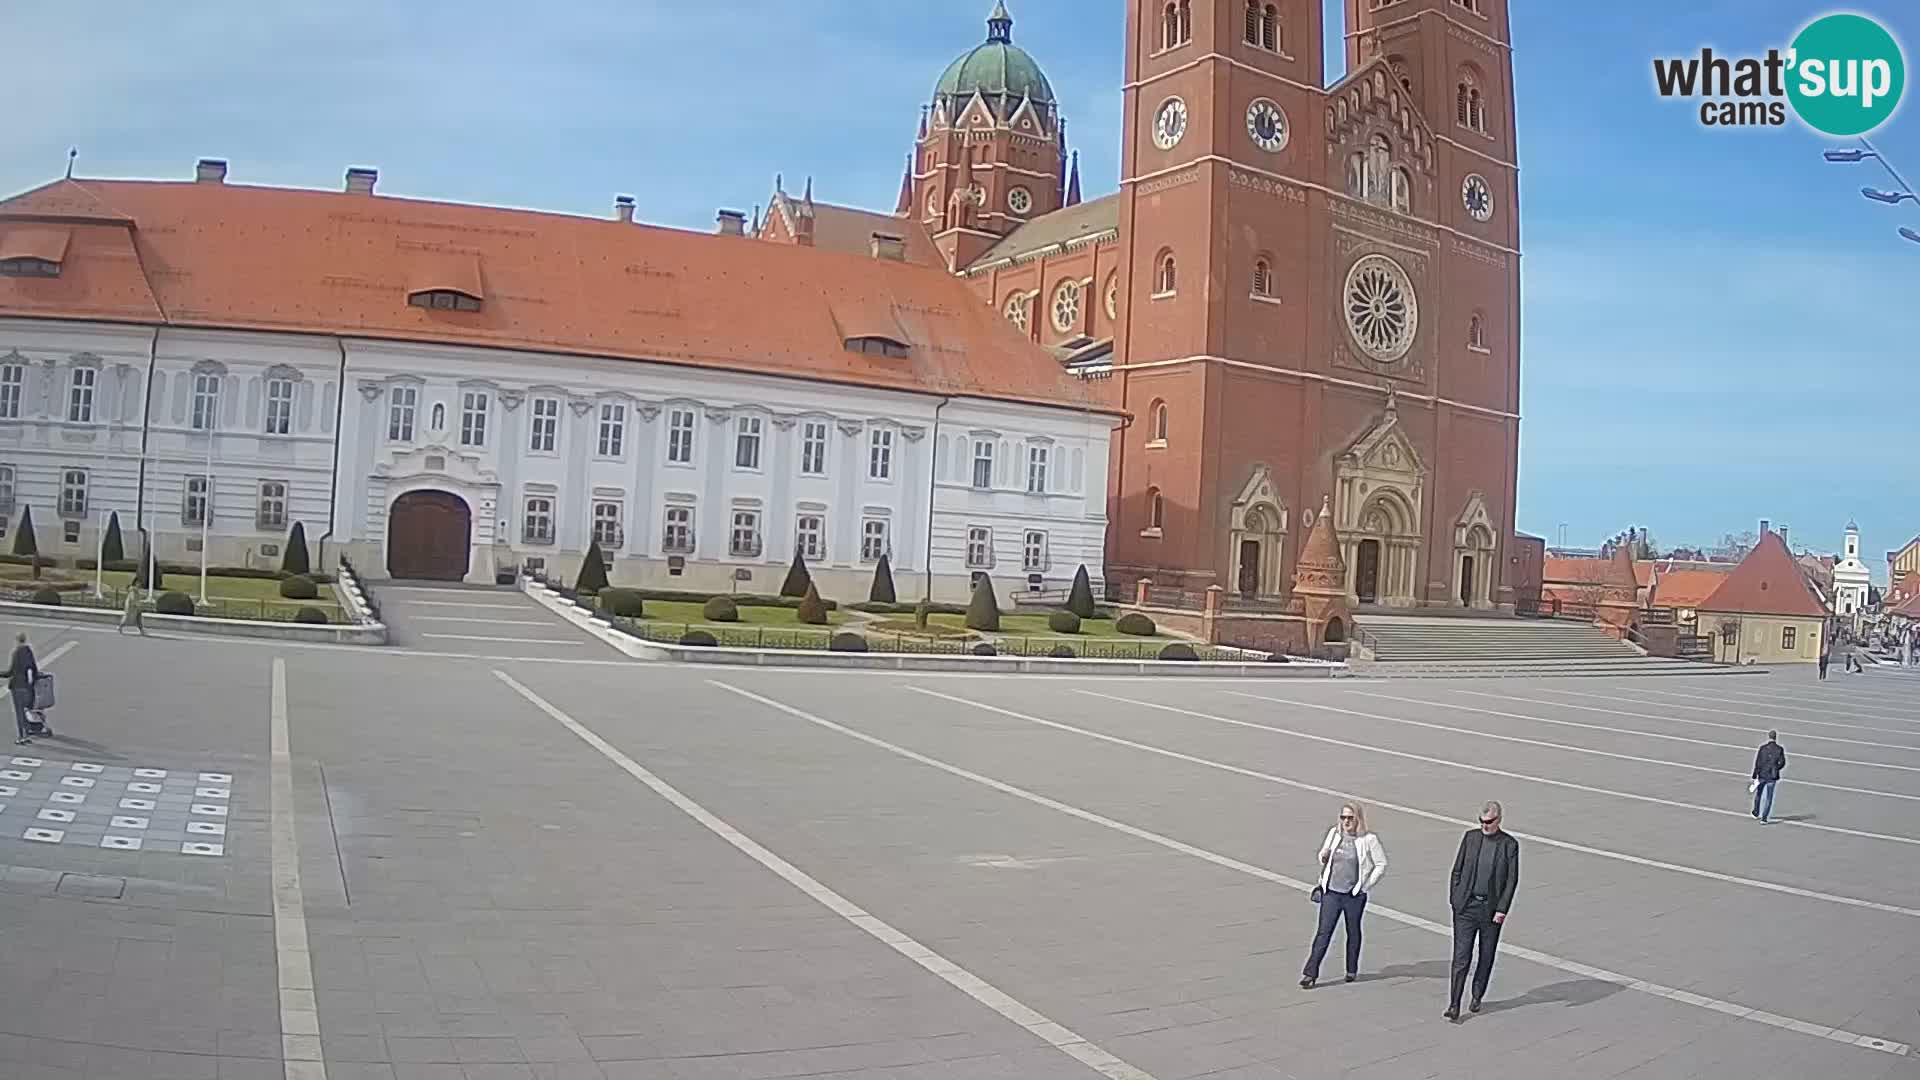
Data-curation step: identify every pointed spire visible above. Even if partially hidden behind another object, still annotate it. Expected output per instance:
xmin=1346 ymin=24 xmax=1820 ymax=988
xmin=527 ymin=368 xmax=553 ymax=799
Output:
xmin=1065 ymin=151 xmax=1082 ymax=207
xmin=894 ymin=155 xmax=914 ymax=215
xmin=775 ymin=172 xmax=783 ymax=195
xmin=918 ymin=105 xmax=929 ymax=140
xmin=986 ymin=1 xmax=1013 ymax=43
xmin=802 ymin=176 xmax=813 ymax=206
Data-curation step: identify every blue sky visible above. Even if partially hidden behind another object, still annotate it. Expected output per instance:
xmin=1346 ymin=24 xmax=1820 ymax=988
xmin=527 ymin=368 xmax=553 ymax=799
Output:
xmin=8 ymin=1 xmax=1917 ymax=574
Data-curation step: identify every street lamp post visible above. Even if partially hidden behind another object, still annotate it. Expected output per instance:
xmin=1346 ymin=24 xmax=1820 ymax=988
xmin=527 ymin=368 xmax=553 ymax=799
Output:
xmin=1823 ymin=139 xmax=1920 ymax=246
xmin=199 ymin=430 xmax=213 ymax=606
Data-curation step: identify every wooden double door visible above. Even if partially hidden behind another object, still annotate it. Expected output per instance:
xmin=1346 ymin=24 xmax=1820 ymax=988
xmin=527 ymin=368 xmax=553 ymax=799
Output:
xmin=387 ymin=490 xmax=471 ymax=581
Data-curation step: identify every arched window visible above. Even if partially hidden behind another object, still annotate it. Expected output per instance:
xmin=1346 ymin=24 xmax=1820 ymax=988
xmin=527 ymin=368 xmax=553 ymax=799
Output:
xmin=1346 ymin=151 xmax=1365 ymax=198
xmin=1179 ymin=1 xmax=1192 ymax=45
xmin=1148 ymin=486 xmax=1165 ymax=531
xmin=1468 ymin=312 xmax=1486 ymax=350
xmin=1458 ymin=69 xmax=1488 ymax=133
xmin=1390 ymin=167 xmax=1411 ymax=214
xmin=430 ymin=402 xmax=446 ymax=431
xmin=1244 ymin=0 xmax=1259 ymax=45
xmin=1263 ymin=5 xmax=1280 ymax=51
xmin=1470 ymin=89 xmax=1487 ymax=133
xmin=1155 ymin=250 xmax=1177 ymax=295
xmin=1163 ymin=1 xmax=1191 ymax=49
xmin=1456 ymin=81 xmax=1471 ymax=127
xmin=1004 ymin=291 xmax=1030 ymax=333
xmin=1252 ymin=257 xmax=1273 ymax=297
xmin=1152 ymin=401 xmax=1170 ymax=443
xmin=1365 ymin=134 xmax=1391 ymax=203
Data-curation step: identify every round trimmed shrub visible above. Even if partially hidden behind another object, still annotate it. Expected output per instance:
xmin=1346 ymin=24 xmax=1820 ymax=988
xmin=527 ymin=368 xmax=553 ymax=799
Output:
xmin=971 ymin=642 xmax=998 ymax=657
xmin=702 ymin=596 xmax=740 ymax=623
xmin=1047 ymin=610 xmax=1082 ymax=635
xmin=293 ymin=606 xmax=329 ymax=625
xmin=1115 ymin=612 xmax=1157 ymax=636
xmin=829 ymin=632 xmax=869 ymax=653
xmin=598 ymin=588 xmax=645 ymax=618
xmin=278 ymin=574 xmax=319 ymax=600
xmin=1264 ymin=651 xmax=1292 ymax=664
xmin=1049 ymin=644 xmax=1077 ymax=658
xmin=155 ymin=591 xmax=196 ymax=617
xmin=30 ymin=587 xmax=60 ymax=606
xmin=679 ymin=629 xmax=719 ymax=647
xmin=1157 ymin=642 xmax=1200 ymax=662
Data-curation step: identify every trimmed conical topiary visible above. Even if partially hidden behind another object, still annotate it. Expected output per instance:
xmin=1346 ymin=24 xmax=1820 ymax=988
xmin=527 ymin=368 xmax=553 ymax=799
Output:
xmin=282 ymin=521 xmax=311 ymax=576
xmin=780 ymin=550 xmax=813 ymax=598
xmin=12 ymin=506 xmax=38 ymax=579
xmin=102 ymin=511 xmax=126 ymax=565
xmin=869 ymin=553 xmax=897 ymax=604
xmin=796 ymin=582 xmax=829 ymax=625
xmin=964 ymin=576 xmax=1002 ymax=632
xmin=1067 ymin=564 xmax=1096 ymax=618
xmin=575 ymin=540 xmax=610 ymax=594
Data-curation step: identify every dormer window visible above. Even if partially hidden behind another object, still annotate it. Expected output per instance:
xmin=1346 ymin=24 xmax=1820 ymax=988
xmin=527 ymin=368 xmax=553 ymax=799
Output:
xmin=408 ymin=289 xmax=481 ymax=312
xmin=846 ymin=336 xmax=910 ymax=358
xmin=0 ymin=258 xmax=60 ymax=278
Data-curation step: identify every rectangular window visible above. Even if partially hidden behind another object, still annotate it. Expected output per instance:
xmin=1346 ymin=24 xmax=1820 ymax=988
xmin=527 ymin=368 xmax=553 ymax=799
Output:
xmin=795 ymin=514 xmax=825 ymax=561
xmin=183 ymin=475 xmax=210 ymax=527
xmin=861 ymin=519 xmax=888 ymax=563
xmin=735 ymin=416 xmax=763 ymax=470
xmin=1026 ymin=445 xmax=1049 ymax=494
xmin=1023 ymin=530 xmax=1047 ymax=572
xmin=191 ymin=371 xmax=221 ymax=431
xmin=869 ymin=428 xmax=893 ymax=480
xmin=388 ymin=386 xmax=417 ymax=442
xmin=265 ymin=378 xmax=295 ymax=435
xmin=58 ymin=468 xmax=87 ymax=517
xmin=667 ymin=408 xmax=696 ymax=464
xmin=529 ymin=396 xmax=559 ymax=452
xmin=0 ymin=465 xmax=13 ymax=514
xmin=460 ymin=390 xmax=489 ymax=448
xmin=63 ymin=519 xmax=79 ymax=544
xmin=801 ymin=421 xmax=828 ymax=476
xmin=67 ymin=368 xmax=96 ymax=423
xmin=663 ymin=505 xmax=694 ymax=553
xmin=966 ymin=526 xmax=993 ymax=569
xmin=730 ymin=510 xmax=762 ymax=557
xmin=598 ymin=403 xmax=626 ymax=457
xmin=0 ymin=364 xmax=23 ymax=420
xmin=592 ymin=501 xmax=624 ymax=549
xmin=971 ymin=440 xmax=994 ymax=489
xmin=257 ymin=480 xmax=287 ymax=530
xmin=1783 ymin=626 xmax=1797 ymax=650
xmin=523 ymin=497 xmax=555 ymax=544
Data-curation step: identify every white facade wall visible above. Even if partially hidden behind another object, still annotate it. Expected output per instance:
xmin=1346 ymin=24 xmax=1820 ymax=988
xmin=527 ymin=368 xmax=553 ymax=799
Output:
xmin=0 ymin=319 xmax=1111 ymax=605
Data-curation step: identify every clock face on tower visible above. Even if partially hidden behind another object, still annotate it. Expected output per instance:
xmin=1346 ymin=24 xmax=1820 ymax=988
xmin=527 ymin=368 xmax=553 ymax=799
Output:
xmin=1462 ymin=174 xmax=1494 ymax=222
xmin=1153 ymin=97 xmax=1189 ymax=150
xmin=1246 ymin=99 xmax=1289 ymax=153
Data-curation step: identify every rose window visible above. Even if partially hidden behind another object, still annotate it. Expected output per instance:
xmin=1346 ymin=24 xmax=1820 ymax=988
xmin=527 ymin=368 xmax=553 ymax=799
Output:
xmin=1004 ymin=292 xmax=1030 ymax=332
xmin=1343 ymin=254 xmax=1418 ymax=362
xmin=1051 ymin=280 xmax=1083 ymax=333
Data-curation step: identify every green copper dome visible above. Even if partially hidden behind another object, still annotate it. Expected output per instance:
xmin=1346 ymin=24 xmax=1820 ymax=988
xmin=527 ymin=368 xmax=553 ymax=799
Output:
xmin=933 ymin=3 xmax=1055 ymax=106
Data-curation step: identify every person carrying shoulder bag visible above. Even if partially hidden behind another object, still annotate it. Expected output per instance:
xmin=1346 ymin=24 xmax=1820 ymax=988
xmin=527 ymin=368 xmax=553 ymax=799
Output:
xmin=1300 ymin=802 xmax=1387 ymax=989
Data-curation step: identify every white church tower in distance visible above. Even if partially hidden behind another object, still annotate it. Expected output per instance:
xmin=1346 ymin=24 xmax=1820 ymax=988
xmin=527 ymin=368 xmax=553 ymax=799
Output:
xmin=1834 ymin=520 xmax=1872 ymax=625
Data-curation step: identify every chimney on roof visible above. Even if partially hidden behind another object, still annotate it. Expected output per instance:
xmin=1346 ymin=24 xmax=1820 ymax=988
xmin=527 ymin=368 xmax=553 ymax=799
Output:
xmin=344 ymin=167 xmax=378 ymax=195
xmin=716 ymin=209 xmax=746 ymax=236
xmin=870 ymin=232 xmax=906 ymax=261
xmin=195 ymin=158 xmax=228 ymax=184
xmin=1760 ymin=519 xmax=1771 ymax=536
xmin=1779 ymin=524 xmax=1789 ymax=547
xmin=614 ymin=195 xmax=636 ymax=223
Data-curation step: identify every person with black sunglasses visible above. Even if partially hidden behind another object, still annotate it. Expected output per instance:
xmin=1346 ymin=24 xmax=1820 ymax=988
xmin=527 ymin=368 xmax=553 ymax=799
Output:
xmin=1445 ymin=801 xmax=1520 ymax=1022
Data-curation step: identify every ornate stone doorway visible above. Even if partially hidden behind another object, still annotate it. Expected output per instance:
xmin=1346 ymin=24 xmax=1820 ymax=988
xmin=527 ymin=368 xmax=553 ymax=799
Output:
xmin=388 ymin=490 xmax=472 ymax=581
xmin=1334 ymin=395 xmax=1426 ymax=607
xmin=1459 ymin=554 xmax=1476 ymax=606
xmin=1226 ymin=465 xmax=1289 ymax=598
xmin=1237 ymin=540 xmax=1262 ymax=598
xmin=1356 ymin=540 xmax=1382 ymax=603
xmin=1451 ymin=491 xmax=1499 ymax=609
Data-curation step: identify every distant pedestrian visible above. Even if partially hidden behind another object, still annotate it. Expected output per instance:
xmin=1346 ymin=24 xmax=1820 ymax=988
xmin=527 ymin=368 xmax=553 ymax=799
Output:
xmin=1818 ymin=645 xmax=1831 ymax=680
xmin=0 ymin=633 xmax=39 ymax=746
xmin=118 ymin=586 xmax=145 ymax=635
xmin=1751 ymin=730 xmax=1787 ymax=823
xmin=1445 ymin=801 xmax=1519 ymax=1022
xmin=1847 ymin=649 xmax=1864 ymax=674
xmin=1299 ymin=802 xmax=1387 ymax=989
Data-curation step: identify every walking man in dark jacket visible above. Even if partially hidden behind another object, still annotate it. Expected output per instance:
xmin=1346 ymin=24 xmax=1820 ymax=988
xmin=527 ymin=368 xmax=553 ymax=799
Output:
xmin=1752 ymin=731 xmax=1787 ymax=823
xmin=0 ymin=633 xmax=39 ymax=746
xmin=1445 ymin=800 xmax=1519 ymax=1022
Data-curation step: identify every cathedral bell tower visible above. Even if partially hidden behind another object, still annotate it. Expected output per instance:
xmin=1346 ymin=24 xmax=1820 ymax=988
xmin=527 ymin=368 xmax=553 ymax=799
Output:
xmin=913 ymin=3 xmax=1068 ymax=270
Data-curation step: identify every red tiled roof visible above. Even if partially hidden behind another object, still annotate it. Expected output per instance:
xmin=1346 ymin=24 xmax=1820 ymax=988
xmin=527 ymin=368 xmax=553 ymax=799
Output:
xmin=1645 ymin=569 xmax=1728 ymax=611
xmin=0 ymin=177 xmax=1108 ymax=413
xmin=1543 ymin=555 xmax=1636 ymax=588
xmin=0 ymin=226 xmax=72 ymax=263
xmin=1698 ymin=531 xmax=1828 ymax=618
xmin=765 ymin=192 xmax=944 ymax=268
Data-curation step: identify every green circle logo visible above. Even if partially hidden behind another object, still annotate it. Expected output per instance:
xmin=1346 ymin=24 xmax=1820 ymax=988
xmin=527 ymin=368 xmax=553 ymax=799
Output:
xmin=1787 ymin=13 xmax=1905 ymax=136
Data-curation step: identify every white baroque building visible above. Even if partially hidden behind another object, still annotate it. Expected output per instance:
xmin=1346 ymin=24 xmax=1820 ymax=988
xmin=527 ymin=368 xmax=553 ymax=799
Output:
xmin=0 ymin=165 xmax=1115 ymax=604
xmin=1834 ymin=520 xmax=1871 ymax=624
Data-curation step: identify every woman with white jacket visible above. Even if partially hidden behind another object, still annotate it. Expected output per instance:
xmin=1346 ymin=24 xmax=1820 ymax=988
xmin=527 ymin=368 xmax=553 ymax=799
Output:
xmin=1300 ymin=802 xmax=1387 ymax=988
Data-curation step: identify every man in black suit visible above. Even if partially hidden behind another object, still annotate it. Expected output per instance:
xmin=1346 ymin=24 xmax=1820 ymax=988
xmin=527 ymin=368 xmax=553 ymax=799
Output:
xmin=1445 ymin=800 xmax=1520 ymax=1021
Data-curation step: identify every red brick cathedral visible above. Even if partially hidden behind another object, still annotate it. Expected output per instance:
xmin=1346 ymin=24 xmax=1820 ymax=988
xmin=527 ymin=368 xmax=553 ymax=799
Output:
xmin=759 ymin=0 xmax=1521 ymax=611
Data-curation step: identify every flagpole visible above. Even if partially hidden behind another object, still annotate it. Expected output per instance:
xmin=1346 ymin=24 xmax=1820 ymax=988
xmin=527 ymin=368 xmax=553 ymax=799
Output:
xmin=199 ymin=432 xmax=213 ymax=605
xmin=93 ymin=507 xmax=104 ymax=599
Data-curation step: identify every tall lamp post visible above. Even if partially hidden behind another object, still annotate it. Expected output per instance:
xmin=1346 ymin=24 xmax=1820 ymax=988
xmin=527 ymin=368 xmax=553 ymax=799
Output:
xmin=1823 ymin=139 xmax=1920 ymax=244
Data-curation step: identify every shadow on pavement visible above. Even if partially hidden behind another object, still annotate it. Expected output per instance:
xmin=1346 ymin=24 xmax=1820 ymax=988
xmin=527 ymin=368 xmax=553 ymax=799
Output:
xmin=1480 ymin=978 xmax=1622 ymax=1015
xmin=1771 ymin=813 xmax=1816 ymax=823
xmin=1359 ymin=959 xmax=1453 ymax=983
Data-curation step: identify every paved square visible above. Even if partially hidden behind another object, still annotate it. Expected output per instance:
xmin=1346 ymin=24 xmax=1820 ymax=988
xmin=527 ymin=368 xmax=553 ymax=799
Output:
xmin=4 ymin=615 xmax=1918 ymax=1080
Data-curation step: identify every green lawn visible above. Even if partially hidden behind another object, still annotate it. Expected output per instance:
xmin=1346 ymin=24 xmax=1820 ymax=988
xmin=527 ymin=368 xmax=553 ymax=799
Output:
xmin=0 ymin=567 xmax=342 ymax=612
xmin=634 ymin=599 xmax=844 ymax=630
xmin=915 ymin=612 xmax=1163 ymax=641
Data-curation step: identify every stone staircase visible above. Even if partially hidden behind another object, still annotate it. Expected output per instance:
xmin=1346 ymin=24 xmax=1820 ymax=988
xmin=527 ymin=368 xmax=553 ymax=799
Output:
xmin=1350 ymin=614 xmax=1741 ymax=677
